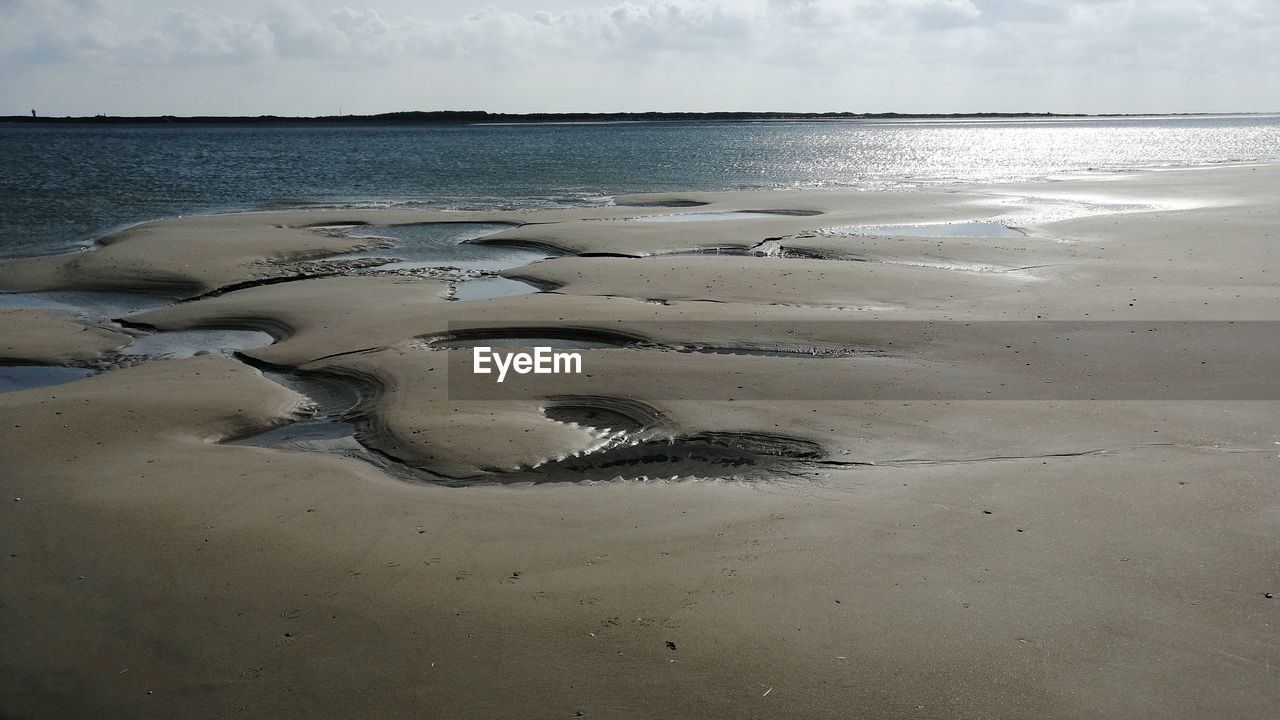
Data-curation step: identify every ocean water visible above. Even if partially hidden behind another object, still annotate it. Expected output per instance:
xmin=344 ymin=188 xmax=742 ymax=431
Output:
xmin=1 ymin=115 xmax=1278 ymax=259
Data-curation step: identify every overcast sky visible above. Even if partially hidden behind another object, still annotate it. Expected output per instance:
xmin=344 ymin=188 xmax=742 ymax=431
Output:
xmin=2 ymin=0 xmax=1277 ymax=116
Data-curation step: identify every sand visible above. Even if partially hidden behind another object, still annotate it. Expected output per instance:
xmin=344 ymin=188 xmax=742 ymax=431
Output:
xmin=0 ymin=309 xmax=132 ymax=365
xmin=1 ymin=164 xmax=1278 ymax=719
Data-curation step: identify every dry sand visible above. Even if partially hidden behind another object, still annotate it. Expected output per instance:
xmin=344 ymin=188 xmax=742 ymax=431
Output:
xmin=1 ymin=164 xmax=1278 ymax=719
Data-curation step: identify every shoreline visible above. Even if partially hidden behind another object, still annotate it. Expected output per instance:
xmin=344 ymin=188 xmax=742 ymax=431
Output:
xmin=7 ymin=158 xmax=1277 ymax=267
xmin=2 ymin=165 xmax=1278 ymax=717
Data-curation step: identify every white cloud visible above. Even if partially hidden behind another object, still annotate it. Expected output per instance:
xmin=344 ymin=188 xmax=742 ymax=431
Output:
xmin=0 ymin=0 xmax=122 ymax=62
xmin=143 ymin=7 xmax=274 ymax=63
xmin=264 ymin=2 xmax=356 ymax=57
xmin=1 ymin=0 xmax=1277 ymax=114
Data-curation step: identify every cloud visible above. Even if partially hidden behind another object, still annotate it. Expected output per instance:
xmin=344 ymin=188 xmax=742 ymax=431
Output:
xmin=0 ymin=1 xmax=981 ymax=66
xmin=3 ymin=0 xmax=1276 ymax=69
xmin=142 ymin=7 xmax=274 ymax=64
xmin=0 ymin=0 xmax=123 ymax=63
xmin=1 ymin=1 xmax=1277 ymax=113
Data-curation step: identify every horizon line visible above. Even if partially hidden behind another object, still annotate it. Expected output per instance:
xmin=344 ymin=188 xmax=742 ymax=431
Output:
xmin=5 ymin=110 xmax=1276 ymax=125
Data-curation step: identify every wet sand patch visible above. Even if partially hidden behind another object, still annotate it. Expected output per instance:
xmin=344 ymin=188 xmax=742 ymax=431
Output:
xmin=231 ymin=369 xmax=370 ymax=454
xmin=0 ymin=309 xmax=134 ymax=365
xmin=0 ymin=290 xmax=176 ymax=317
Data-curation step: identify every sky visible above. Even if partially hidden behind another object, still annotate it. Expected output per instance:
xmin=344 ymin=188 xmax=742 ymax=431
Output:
xmin=1 ymin=0 xmax=1277 ymax=116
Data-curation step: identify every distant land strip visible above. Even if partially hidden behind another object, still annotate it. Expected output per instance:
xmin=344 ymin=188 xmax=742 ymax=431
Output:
xmin=1 ymin=110 xmax=1265 ymax=125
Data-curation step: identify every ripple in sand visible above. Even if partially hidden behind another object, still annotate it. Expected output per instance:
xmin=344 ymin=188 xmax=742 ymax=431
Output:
xmin=541 ymin=396 xmax=666 ymax=433
xmin=0 ymin=365 xmax=94 ymax=393
xmin=234 ymin=364 xmax=835 ymax=487
xmin=419 ymin=326 xmax=644 ymax=350
xmin=488 ymin=432 xmax=826 ymax=485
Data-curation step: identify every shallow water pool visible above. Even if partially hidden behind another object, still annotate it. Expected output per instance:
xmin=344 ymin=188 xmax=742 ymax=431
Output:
xmin=828 ymin=222 xmax=1022 ymax=238
xmin=334 ymin=223 xmax=550 ymax=271
xmin=626 ymin=210 xmax=817 ymax=223
xmin=0 ymin=365 xmax=94 ymax=393
xmin=121 ymin=329 xmax=274 ymax=360
xmin=0 ymin=290 xmax=174 ymax=317
xmin=452 ymin=277 xmax=541 ymax=301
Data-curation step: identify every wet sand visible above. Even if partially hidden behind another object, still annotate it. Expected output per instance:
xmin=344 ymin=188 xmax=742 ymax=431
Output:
xmin=2 ymin=165 xmax=1278 ymax=718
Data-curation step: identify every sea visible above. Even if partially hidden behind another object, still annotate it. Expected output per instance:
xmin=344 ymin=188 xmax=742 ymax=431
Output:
xmin=2 ymin=114 xmax=1278 ymax=259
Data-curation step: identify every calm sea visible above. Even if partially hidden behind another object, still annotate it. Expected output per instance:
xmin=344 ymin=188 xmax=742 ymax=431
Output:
xmin=2 ymin=115 xmax=1278 ymax=258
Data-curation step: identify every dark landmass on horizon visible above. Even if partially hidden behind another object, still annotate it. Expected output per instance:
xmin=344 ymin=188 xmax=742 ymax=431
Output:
xmin=2 ymin=110 xmax=1264 ymax=125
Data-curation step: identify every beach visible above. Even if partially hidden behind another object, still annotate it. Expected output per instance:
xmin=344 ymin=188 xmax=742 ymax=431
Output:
xmin=2 ymin=163 xmax=1278 ymax=718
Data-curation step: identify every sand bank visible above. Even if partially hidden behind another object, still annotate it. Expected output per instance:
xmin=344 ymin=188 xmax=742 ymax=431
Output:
xmin=2 ymin=165 xmax=1278 ymax=719
xmin=0 ymin=309 xmax=132 ymax=365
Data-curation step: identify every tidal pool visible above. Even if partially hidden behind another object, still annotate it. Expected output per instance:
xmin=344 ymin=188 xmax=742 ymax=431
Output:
xmin=334 ymin=223 xmax=550 ymax=271
xmin=121 ymin=329 xmax=274 ymax=360
xmin=0 ymin=365 xmax=94 ymax=393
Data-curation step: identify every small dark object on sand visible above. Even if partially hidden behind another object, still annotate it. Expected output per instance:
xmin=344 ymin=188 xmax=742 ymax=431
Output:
xmin=665 ymin=641 xmax=678 ymax=651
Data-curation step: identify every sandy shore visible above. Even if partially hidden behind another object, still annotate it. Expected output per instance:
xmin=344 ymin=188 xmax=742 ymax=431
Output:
xmin=2 ymin=165 xmax=1278 ymax=718
xmin=0 ymin=309 xmax=132 ymax=365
